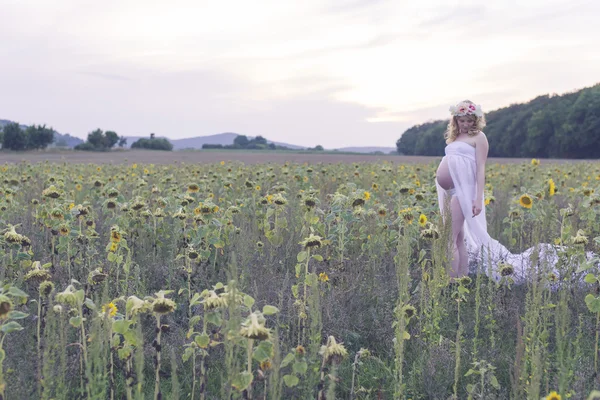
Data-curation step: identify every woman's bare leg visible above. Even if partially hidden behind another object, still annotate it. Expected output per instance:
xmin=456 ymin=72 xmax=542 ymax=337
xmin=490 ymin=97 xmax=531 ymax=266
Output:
xmin=456 ymin=229 xmax=468 ymax=276
xmin=449 ymin=196 xmax=466 ymax=278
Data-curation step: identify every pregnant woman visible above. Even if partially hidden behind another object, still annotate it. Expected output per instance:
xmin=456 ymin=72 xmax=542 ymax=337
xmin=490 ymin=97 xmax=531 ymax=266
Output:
xmin=435 ymin=100 xmax=490 ymax=279
xmin=433 ymin=100 xmax=578 ymax=283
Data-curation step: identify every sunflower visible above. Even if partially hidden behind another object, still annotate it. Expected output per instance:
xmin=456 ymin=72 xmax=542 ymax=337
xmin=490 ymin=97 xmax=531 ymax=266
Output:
xmin=418 ymin=214 xmax=427 ymax=227
xmin=548 ymin=178 xmax=556 ymax=197
xmin=531 ymin=158 xmax=540 ymax=166
xmin=545 ymin=391 xmax=561 ymax=400
xmin=318 ymin=272 xmax=329 ymax=282
xmin=110 ymin=230 xmax=122 ymax=243
xmin=101 ymin=302 xmax=118 ymax=318
xmin=519 ymin=194 xmax=533 ymax=209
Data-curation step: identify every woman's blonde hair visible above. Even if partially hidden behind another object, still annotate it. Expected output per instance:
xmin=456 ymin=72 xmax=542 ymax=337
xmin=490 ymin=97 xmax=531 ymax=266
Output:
xmin=445 ymin=99 xmax=486 ymax=144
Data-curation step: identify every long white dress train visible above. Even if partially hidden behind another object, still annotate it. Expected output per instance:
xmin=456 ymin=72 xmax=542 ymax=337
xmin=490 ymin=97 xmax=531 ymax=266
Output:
xmin=434 ymin=141 xmax=589 ymax=284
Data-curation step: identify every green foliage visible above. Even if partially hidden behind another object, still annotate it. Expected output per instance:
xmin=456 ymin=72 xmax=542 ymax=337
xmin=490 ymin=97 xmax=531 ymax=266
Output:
xmin=397 ymin=83 xmax=600 ymax=158
xmin=75 ymin=128 xmax=121 ymax=151
xmin=131 ymin=137 xmax=173 ymax=151
xmin=0 ymin=123 xmax=55 ymax=151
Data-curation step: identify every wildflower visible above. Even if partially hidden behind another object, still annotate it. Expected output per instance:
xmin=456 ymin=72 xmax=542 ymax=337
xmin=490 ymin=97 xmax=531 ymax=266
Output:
xmin=363 ymin=191 xmax=371 ymax=201
xmin=519 ymin=194 xmax=533 ymax=209
xmin=101 ymin=302 xmax=118 ymax=318
xmin=239 ymin=312 xmax=270 ymax=341
xmin=319 ymin=336 xmax=348 ymax=365
xmin=318 ymin=272 xmax=329 ymax=282
xmin=418 ymin=214 xmax=427 ymax=227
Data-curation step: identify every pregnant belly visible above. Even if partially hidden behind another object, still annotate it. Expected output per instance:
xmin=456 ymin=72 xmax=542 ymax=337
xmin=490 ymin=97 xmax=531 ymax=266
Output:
xmin=436 ymin=157 xmax=453 ymax=190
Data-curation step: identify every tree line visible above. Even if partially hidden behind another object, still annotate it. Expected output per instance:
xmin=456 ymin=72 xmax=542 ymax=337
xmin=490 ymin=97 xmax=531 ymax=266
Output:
xmin=0 ymin=123 xmax=55 ymax=150
xmin=396 ymin=83 xmax=600 ymax=158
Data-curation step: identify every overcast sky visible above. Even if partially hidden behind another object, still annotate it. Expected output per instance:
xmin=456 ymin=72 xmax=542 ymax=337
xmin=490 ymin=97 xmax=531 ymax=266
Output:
xmin=1 ymin=0 xmax=598 ymax=148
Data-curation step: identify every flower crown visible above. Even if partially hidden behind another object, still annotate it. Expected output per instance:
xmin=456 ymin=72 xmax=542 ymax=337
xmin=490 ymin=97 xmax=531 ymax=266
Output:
xmin=449 ymin=101 xmax=484 ymax=118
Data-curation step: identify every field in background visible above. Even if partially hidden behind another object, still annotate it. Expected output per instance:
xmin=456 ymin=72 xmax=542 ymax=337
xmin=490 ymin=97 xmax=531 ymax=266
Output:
xmin=0 ymin=148 xmax=591 ymax=165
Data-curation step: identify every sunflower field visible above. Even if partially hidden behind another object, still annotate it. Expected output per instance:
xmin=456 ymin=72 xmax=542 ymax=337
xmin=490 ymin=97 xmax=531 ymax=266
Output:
xmin=1 ymin=158 xmax=600 ymax=399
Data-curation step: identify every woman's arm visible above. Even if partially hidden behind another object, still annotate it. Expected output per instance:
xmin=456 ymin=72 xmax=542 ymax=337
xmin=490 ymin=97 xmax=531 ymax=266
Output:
xmin=472 ymin=132 xmax=489 ymax=217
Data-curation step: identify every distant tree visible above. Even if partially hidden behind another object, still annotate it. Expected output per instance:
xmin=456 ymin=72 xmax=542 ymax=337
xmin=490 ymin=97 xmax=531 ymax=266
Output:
xmin=202 ymin=144 xmax=224 ymax=149
xmin=253 ymin=135 xmax=267 ymax=145
xmin=87 ymin=129 xmax=106 ymax=148
xmin=118 ymin=136 xmax=127 ymax=147
xmin=268 ymin=143 xmax=276 ymax=150
xmin=104 ymin=131 xmax=119 ymax=149
xmin=131 ymin=138 xmax=173 ymax=151
xmin=75 ymin=128 xmax=120 ymax=151
xmin=1 ymin=123 xmax=27 ymax=151
xmin=150 ymin=133 xmax=156 ymax=139
xmin=314 ymin=145 xmax=324 ymax=151
xmin=233 ymin=135 xmax=250 ymax=148
xmin=25 ymin=124 xmax=54 ymax=150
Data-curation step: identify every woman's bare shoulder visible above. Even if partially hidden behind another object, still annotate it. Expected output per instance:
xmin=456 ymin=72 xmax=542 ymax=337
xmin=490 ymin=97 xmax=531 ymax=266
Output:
xmin=473 ymin=131 xmax=488 ymax=143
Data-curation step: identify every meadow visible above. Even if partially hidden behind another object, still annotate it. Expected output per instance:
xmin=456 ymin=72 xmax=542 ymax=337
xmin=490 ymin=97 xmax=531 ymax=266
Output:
xmin=1 ymin=151 xmax=600 ymax=399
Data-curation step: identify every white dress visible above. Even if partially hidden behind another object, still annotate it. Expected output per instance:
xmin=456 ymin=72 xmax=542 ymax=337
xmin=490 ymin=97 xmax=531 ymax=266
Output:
xmin=435 ymin=141 xmax=580 ymax=284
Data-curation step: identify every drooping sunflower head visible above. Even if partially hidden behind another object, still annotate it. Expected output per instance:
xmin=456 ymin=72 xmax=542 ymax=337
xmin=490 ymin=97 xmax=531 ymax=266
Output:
xmin=499 ymin=262 xmax=514 ymax=277
xmin=0 ymin=295 xmax=13 ymax=319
